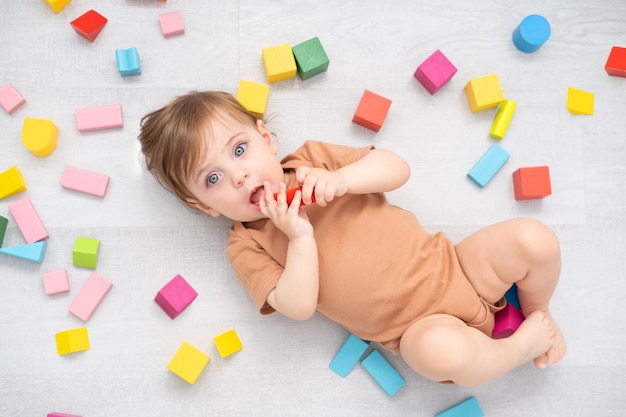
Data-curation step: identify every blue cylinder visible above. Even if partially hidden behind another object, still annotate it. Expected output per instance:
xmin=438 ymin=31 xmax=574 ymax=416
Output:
xmin=512 ymin=14 xmax=551 ymax=53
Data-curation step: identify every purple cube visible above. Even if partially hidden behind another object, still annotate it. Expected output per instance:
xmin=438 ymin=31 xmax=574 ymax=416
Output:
xmin=155 ymin=274 xmax=198 ymax=319
xmin=413 ymin=50 xmax=457 ymax=95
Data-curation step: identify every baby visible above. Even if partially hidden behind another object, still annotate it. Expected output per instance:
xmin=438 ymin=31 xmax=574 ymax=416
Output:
xmin=138 ymin=91 xmax=566 ymax=386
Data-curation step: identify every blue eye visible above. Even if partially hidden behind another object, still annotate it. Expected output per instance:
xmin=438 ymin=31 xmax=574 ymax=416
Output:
xmin=234 ymin=143 xmax=246 ymax=157
xmin=207 ymin=172 xmax=221 ymax=186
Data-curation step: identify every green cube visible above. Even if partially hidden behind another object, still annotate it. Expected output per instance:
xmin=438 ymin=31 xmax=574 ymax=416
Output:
xmin=292 ymin=37 xmax=329 ymax=80
xmin=73 ymin=237 xmax=100 ymax=268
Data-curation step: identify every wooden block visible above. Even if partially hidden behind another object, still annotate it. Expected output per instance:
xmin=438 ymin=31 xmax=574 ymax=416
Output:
xmin=505 ymin=283 xmax=521 ymax=310
xmin=360 ymin=349 xmax=405 ymax=397
xmin=42 ymin=268 xmax=70 ymax=295
xmin=70 ymin=9 xmax=108 ymax=42
xmin=605 ymin=46 xmax=626 ymax=77
xmin=0 ymin=166 xmax=27 ymax=200
xmin=0 ymin=215 xmax=7 ymax=247
xmin=68 ymin=272 xmax=112 ymax=321
xmin=55 ymin=328 xmax=89 ymax=355
xmin=154 ymin=274 xmax=198 ymax=319
xmin=292 ymin=37 xmax=329 ymax=80
xmin=0 ymin=83 xmax=26 ymax=114
xmin=512 ymin=166 xmax=551 ymax=200
xmin=467 ymin=143 xmax=510 ymax=188
xmin=75 ymin=104 xmax=123 ymax=132
xmin=489 ymin=99 xmax=516 ymax=139
xmin=43 ymin=0 xmax=72 ymax=13
xmin=413 ymin=49 xmax=457 ymax=95
xmin=48 ymin=413 xmax=82 ymax=417
xmin=464 ymin=73 xmax=504 ymax=112
xmin=167 ymin=342 xmax=210 ymax=384
xmin=61 ymin=166 xmax=110 ymax=198
xmin=72 ymin=236 xmax=100 ymax=268
xmin=492 ymin=304 xmax=525 ymax=339
xmin=115 ymin=48 xmax=141 ymax=76
xmin=262 ymin=43 xmax=297 ymax=82
xmin=9 ymin=197 xmax=48 ymax=243
xmin=274 ymin=186 xmax=316 ymax=206
xmin=567 ymin=87 xmax=594 ymax=115
xmin=236 ymin=80 xmax=270 ymax=116
xmin=436 ymin=397 xmax=484 ymax=417
xmin=512 ymin=14 xmax=551 ymax=53
xmin=159 ymin=11 xmax=185 ymax=37
xmin=352 ymin=89 xmax=392 ymax=132
xmin=214 ymin=329 xmax=243 ymax=358
xmin=329 ymin=333 xmax=369 ymax=377
xmin=21 ymin=118 xmax=59 ymax=157
xmin=0 ymin=241 xmax=47 ymax=263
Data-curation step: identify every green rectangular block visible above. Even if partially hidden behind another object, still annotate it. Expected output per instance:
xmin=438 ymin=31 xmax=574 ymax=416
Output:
xmin=292 ymin=37 xmax=329 ymax=80
xmin=73 ymin=236 xmax=100 ymax=268
xmin=0 ymin=215 xmax=8 ymax=247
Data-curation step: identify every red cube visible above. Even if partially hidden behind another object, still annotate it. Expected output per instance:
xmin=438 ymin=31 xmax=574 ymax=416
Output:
xmin=512 ymin=166 xmax=551 ymax=200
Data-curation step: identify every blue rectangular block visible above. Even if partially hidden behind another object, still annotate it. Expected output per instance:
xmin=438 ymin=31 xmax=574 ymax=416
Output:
xmin=505 ymin=283 xmax=521 ymax=310
xmin=467 ymin=143 xmax=510 ymax=187
xmin=436 ymin=397 xmax=484 ymax=417
xmin=360 ymin=349 xmax=405 ymax=396
xmin=329 ymin=333 xmax=369 ymax=377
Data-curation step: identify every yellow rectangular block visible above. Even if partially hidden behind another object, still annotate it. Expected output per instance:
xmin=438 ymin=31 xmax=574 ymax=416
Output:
xmin=167 ymin=342 xmax=210 ymax=384
xmin=214 ymin=329 xmax=243 ymax=358
xmin=567 ymin=87 xmax=594 ymax=115
xmin=22 ymin=118 xmax=59 ymax=157
xmin=0 ymin=166 xmax=27 ymax=200
xmin=44 ymin=0 xmax=72 ymax=13
xmin=464 ymin=73 xmax=504 ymax=112
xmin=55 ymin=328 xmax=89 ymax=355
xmin=236 ymin=80 xmax=270 ymax=116
xmin=262 ymin=43 xmax=297 ymax=83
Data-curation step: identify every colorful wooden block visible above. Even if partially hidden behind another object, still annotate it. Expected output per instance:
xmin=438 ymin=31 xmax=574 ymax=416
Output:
xmin=465 ymin=73 xmax=504 ymax=112
xmin=167 ymin=342 xmax=210 ymax=384
xmin=512 ymin=14 xmax=551 ymax=53
xmin=436 ymin=397 xmax=484 ymax=417
xmin=512 ymin=166 xmax=551 ymax=200
xmin=115 ymin=48 xmax=141 ymax=76
xmin=159 ymin=11 xmax=185 ymax=37
xmin=567 ymin=87 xmax=594 ymax=115
xmin=21 ymin=118 xmax=59 ymax=157
xmin=492 ymin=304 xmax=525 ymax=339
xmin=292 ymin=37 xmax=329 ymax=80
xmin=73 ymin=237 xmax=100 ymax=268
xmin=413 ymin=49 xmax=457 ymax=95
xmin=0 ymin=166 xmax=27 ymax=200
xmin=605 ymin=46 xmax=626 ymax=77
xmin=42 ymin=268 xmax=70 ymax=295
xmin=236 ymin=80 xmax=270 ymax=116
xmin=0 ymin=215 xmax=7 ymax=247
xmin=467 ymin=143 xmax=510 ymax=188
xmin=70 ymin=9 xmax=108 ymax=42
xmin=44 ymin=0 xmax=72 ymax=14
xmin=0 ymin=241 xmax=47 ymax=263
xmin=360 ymin=349 xmax=405 ymax=397
xmin=61 ymin=166 xmax=110 ymax=198
xmin=352 ymin=89 xmax=392 ymax=132
xmin=329 ymin=333 xmax=369 ymax=377
xmin=214 ymin=329 xmax=243 ymax=358
xmin=490 ymin=99 xmax=516 ymax=139
xmin=68 ymin=272 xmax=112 ymax=321
xmin=262 ymin=43 xmax=297 ymax=82
xmin=505 ymin=283 xmax=521 ymax=310
xmin=47 ymin=413 xmax=82 ymax=417
xmin=154 ymin=274 xmax=198 ymax=319
xmin=75 ymin=104 xmax=123 ymax=132
xmin=0 ymin=83 xmax=26 ymax=114
xmin=55 ymin=328 xmax=89 ymax=355
xmin=9 ymin=197 xmax=48 ymax=243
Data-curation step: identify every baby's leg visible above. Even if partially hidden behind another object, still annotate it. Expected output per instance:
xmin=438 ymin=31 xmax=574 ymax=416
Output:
xmin=400 ymin=312 xmax=556 ymax=386
xmin=455 ymin=218 xmax=566 ymax=368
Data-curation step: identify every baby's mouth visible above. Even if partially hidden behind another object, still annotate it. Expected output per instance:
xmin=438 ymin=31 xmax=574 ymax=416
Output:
xmin=249 ymin=186 xmax=264 ymax=207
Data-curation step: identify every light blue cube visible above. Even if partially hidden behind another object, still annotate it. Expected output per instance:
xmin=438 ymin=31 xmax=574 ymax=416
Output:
xmin=115 ymin=47 xmax=141 ymax=76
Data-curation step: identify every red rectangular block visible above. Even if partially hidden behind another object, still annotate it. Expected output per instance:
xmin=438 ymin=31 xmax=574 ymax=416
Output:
xmin=512 ymin=166 xmax=551 ymax=200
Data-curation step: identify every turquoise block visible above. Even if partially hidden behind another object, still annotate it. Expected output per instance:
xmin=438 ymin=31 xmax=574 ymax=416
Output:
xmin=505 ymin=283 xmax=520 ymax=310
xmin=467 ymin=143 xmax=510 ymax=187
xmin=0 ymin=240 xmax=47 ymax=263
xmin=436 ymin=397 xmax=484 ymax=417
xmin=360 ymin=349 xmax=405 ymax=397
xmin=329 ymin=333 xmax=369 ymax=377
xmin=115 ymin=47 xmax=141 ymax=76
xmin=512 ymin=14 xmax=551 ymax=53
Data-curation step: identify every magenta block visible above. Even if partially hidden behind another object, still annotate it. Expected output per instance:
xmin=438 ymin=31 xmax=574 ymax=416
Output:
xmin=155 ymin=274 xmax=198 ymax=319
xmin=47 ymin=413 xmax=82 ymax=417
xmin=413 ymin=49 xmax=457 ymax=95
xmin=492 ymin=304 xmax=525 ymax=339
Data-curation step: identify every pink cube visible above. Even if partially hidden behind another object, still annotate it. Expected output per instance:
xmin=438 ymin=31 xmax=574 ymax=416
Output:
xmin=155 ymin=274 xmax=198 ymax=319
xmin=69 ymin=272 xmax=112 ymax=321
xmin=492 ymin=304 xmax=525 ymax=339
xmin=0 ymin=83 xmax=26 ymax=114
xmin=159 ymin=11 xmax=185 ymax=37
xmin=42 ymin=269 xmax=70 ymax=295
xmin=413 ymin=50 xmax=457 ymax=95
xmin=8 ymin=197 xmax=49 ymax=244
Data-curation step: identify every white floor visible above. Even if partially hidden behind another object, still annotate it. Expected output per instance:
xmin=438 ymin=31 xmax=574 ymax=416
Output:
xmin=1 ymin=1 xmax=625 ymax=416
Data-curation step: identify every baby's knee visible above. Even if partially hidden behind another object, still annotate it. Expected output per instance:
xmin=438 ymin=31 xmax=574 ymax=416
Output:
xmin=513 ymin=218 xmax=560 ymax=264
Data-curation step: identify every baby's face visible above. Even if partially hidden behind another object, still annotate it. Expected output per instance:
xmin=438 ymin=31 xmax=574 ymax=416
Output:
xmin=186 ymin=116 xmax=286 ymax=222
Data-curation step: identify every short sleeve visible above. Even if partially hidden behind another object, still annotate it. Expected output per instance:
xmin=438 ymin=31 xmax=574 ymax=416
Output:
xmin=281 ymin=140 xmax=375 ymax=171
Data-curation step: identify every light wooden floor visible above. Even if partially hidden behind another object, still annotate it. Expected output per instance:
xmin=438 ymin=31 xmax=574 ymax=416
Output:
xmin=1 ymin=1 xmax=625 ymax=416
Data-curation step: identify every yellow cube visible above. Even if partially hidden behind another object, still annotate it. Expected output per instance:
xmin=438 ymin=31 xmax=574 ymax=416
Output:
xmin=214 ymin=329 xmax=243 ymax=358
xmin=236 ymin=80 xmax=270 ymax=116
xmin=55 ymin=328 xmax=90 ymax=355
xmin=22 ymin=118 xmax=59 ymax=157
xmin=464 ymin=73 xmax=504 ymax=112
xmin=567 ymin=87 xmax=594 ymax=115
xmin=167 ymin=342 xmax=210 ymax=384
xmin=262 ymin=43 xmax=297 ymax=83
xmin=43 ymin=0 xmax=72 ymax=13
xmin=0 ymin=166 xmax=27 ymax=200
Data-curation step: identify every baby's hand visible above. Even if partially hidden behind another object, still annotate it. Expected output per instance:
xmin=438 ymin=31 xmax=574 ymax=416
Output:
xmin=260 ymin=182 xmax=313 ymax=240
xmin=296 ymin=166 xmax=347 ymax=207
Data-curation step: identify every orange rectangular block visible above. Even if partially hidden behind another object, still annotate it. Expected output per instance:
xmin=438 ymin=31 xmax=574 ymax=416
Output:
xmin=512 ymin=166 xmax=551 ymax=200
xmin=352 ymin=90 xmax=392 ymax=132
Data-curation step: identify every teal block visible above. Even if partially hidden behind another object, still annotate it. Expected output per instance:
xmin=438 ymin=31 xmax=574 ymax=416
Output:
xmin=360 ymin=349 xmax=405 ymax=397
xmin=329 ymin=333 xmax=369 ymax=377
xmin=467 ymin=143 xmax=510 ymax=187
xmin=505 ymin=283 xmax=520 ymax=310
xmin=436 ymin=397 xmax=484 ymax=417
xmin=115 ymin=47 xmax=141 ymax=76
xmin=292 ymin=37 xmax=329 ymax=80
xmin=0 ymin=215 xmax=8 ymax=247
xmin=0 ymin=241 xmax=47 ymax=263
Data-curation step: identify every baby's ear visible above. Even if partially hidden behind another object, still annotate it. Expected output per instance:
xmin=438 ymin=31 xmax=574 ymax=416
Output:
xmin=256 ymin=120 xmax=277 ymax=153
xmin=187 ymin=200 xmax=221 ymax=217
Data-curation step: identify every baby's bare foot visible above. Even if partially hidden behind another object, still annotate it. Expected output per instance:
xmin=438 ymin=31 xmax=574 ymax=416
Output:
xmin=543 ymin=311 xmax=567 ymax=365
xmin=511 ymin=311 xmax=554 ymax=369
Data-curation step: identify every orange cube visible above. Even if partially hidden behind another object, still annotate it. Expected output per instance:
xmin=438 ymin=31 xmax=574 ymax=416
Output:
xmin=352 ymin=90 xmax=392 ymax=132
xmin=512 ymin=166 xmax=551 ymax=200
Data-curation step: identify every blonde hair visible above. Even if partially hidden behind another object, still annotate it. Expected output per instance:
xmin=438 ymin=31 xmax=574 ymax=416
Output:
xmin=138 ymin=91 xmax=259 ymax=211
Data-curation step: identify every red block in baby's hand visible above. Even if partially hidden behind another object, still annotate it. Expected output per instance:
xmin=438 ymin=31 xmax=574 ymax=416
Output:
xmin=275 ymin=187 xmax=316 ymax=206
